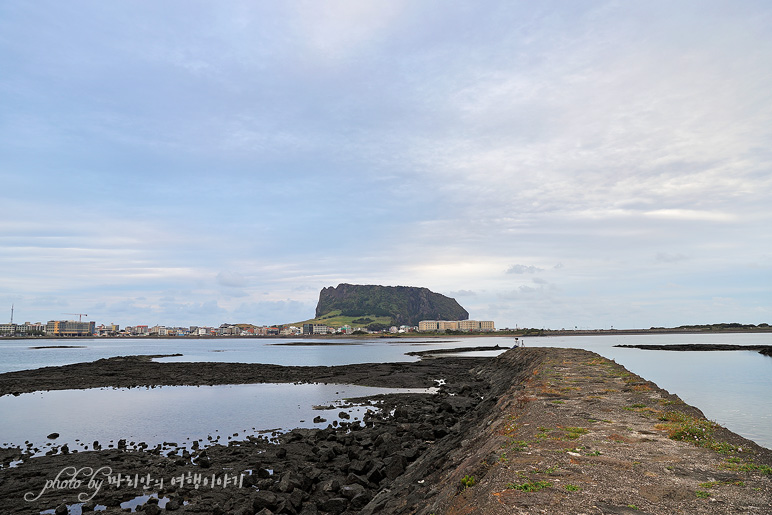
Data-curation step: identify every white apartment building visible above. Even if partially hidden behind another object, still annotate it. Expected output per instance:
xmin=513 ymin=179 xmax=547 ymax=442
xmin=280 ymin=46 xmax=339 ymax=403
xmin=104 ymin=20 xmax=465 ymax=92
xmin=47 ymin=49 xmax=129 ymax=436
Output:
xmin=418 ymin=319 xmax=495 ymax=332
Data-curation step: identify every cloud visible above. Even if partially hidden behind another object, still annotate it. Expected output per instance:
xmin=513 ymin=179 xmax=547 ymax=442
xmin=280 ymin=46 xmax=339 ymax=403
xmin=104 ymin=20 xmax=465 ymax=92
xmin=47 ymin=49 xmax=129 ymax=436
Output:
xmin=217 ymin=271 xmax=247 ymax=288
xmin=288 ymin=0 xmax=407 ymax=63
xmin=225 ymin=299 xmax=314 ymax=326
xmin=506 ymin=264 xmax=543 ymax=275
xmin=1 ymin=2 xmax=771 ymax=329
xmin=448 ymin=289 xmax=477 ymax=297
xmin=655 ymin=253 xmax=689 ymax=264
xmin=644 ymin=210 xmax=738 ymax=223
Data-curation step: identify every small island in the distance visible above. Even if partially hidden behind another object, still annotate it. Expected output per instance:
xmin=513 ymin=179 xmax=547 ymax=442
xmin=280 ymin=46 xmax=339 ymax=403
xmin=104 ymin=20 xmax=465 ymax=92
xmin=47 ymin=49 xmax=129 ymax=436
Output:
xmin=614 ymin=343 xmax=772 ymax=357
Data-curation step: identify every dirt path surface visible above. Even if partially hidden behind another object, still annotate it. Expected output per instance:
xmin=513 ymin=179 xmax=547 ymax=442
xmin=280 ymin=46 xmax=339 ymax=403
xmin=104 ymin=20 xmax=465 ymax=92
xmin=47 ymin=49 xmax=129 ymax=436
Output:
xmin=1 ymin=348 xmax=770 ymax=514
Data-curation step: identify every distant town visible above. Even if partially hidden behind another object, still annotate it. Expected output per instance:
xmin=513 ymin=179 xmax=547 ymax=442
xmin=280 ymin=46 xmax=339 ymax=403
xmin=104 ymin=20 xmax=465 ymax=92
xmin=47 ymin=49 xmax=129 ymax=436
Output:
xmin=0 ymin=318 xmax=497 ymax=337
xmin=3 ymin=310 xmax=768 ymax=339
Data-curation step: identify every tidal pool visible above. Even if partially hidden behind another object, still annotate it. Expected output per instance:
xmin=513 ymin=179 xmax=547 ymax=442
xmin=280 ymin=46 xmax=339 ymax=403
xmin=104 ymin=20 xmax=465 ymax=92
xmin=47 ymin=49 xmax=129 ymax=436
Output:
xmin=0 ymin=382 xmax=436 ymax=458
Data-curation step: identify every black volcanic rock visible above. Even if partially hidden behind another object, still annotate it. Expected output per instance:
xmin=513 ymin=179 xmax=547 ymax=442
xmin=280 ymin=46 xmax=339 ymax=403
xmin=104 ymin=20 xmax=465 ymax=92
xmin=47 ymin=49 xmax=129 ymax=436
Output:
xmin=615 ymin=344 xmax=772 ymax=358
xmin=315 ymin=284 xmax=469 ymax=326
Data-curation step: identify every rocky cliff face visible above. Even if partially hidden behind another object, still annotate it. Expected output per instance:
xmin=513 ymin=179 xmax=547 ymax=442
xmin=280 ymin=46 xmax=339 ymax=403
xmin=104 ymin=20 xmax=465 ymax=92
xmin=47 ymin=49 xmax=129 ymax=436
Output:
xmin=315 ymin=284 xmax=469 ymax=326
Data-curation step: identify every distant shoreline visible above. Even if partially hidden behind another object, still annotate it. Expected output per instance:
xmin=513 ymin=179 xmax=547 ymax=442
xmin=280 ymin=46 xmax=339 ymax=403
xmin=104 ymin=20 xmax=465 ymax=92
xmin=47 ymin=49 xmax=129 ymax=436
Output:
xmin=3 ymin=327 xmax=772 ymax=341
xmin=615 ymin=343 xmax=772 ymax=357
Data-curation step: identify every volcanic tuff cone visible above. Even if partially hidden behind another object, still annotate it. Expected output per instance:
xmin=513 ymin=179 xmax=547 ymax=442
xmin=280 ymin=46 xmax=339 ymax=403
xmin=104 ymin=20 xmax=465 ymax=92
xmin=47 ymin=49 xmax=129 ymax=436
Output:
xmin=315 ymin=284 xmax=469 ymax=327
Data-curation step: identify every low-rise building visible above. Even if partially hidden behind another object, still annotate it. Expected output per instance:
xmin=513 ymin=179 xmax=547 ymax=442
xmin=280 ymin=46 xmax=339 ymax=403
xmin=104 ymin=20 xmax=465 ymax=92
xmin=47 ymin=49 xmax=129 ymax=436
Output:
xmin=217 ymin=325 xmax=242 ymax=336
xmin=418 ymin=319 xmax=495 ymax=332
xmin=458 ymin=320 xmax=480 ymax=331
xmin=303 ymin=323 xmax=331 ymax=335
xmin=96 ymin=323 xmax=120 ymax=336
xmin=479 ymin=320 xmax=495 ymax=331
xmin=0 ymin=322 xmax=45 ymax=336
xmin=45 ymin=320 xmax=96 ymax=336
xmin=26 ymin=322 xmax=46 ymax=334
xmin=418 ymin=320 xmax=440 ymax=331
xmin=0 ymin=323 xmax=18 ymax=335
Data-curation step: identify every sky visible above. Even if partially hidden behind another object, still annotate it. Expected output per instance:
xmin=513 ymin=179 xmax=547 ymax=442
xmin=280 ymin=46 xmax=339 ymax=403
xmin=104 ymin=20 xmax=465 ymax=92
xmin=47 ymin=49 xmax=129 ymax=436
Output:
xmin=1 ymin=1 xmax=771 ymax=329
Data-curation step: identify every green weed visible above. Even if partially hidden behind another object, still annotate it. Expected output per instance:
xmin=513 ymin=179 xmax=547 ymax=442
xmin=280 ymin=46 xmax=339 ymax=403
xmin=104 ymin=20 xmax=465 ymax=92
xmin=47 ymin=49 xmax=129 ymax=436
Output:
xmin=460 ymin=475 xmax=475 ymax=489
xmin=700 ymin=480 xmax=745 ymax=489
xmin=654 ymin=411 xmax=736 ymax=453
xmin=721 ymin=460 xmax=772 ymax=475
xmin=506 ymin=480 xmax=552 ymax=492
xmin=564 ymin=427 xmax=589 ymax=439
xmin=511 ymin=440 xmax=529 ymax=451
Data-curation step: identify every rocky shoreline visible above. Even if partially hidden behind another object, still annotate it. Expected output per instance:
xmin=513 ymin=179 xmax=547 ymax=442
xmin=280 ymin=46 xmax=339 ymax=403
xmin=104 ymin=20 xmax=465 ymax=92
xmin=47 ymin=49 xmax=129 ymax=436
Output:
xmin=0 ymin=352 xmax=490 ymax=397
xmin=404 ymin=344 xmax=507 ymax=357
xmin=614 ymin=343 xmax=772 ymax=357
xmin=1 ymin=348 xmax=771 ymax=514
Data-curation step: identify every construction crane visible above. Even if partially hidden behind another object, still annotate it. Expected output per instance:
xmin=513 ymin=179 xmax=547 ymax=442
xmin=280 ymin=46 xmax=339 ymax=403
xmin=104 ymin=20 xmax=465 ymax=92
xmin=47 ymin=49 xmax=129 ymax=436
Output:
xmin=64 ymin=313 xmax=88 ymax=322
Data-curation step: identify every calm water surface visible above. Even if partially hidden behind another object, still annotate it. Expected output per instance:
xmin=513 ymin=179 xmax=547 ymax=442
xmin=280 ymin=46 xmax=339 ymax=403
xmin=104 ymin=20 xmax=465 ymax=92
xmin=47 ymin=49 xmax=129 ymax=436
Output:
xmin=0 ymin=383 xmax=435 ymax=456
xmin=1 ymin=333 xmax=770 ymax=450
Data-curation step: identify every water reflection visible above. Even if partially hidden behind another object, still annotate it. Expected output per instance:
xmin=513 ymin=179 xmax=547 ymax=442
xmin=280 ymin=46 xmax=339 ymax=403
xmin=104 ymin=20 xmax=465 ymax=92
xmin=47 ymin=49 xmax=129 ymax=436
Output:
xmin=0 ymin=383 xmax=435 ymax=458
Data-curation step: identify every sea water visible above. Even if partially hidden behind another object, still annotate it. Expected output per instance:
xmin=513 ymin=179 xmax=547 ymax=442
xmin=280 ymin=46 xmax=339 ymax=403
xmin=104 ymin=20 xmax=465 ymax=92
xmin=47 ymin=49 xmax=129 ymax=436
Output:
xmin=0 ymin=382 xmax=436 ymax=458
xmin=1 ymin=333 xmax=770 ymax=450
